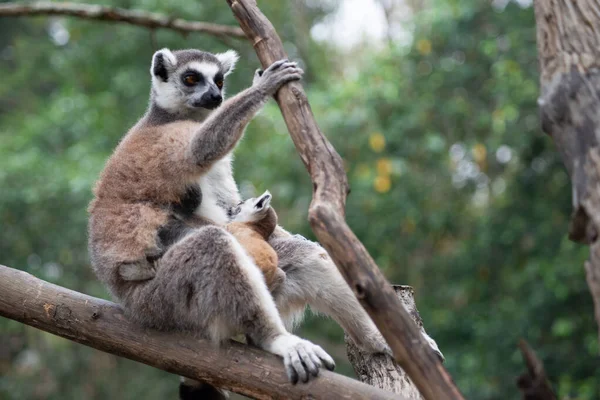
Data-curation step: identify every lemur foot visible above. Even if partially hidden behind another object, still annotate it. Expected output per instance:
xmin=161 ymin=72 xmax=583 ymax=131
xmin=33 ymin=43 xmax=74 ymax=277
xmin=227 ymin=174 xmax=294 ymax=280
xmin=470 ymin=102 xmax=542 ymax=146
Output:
xmin=268 ymin=268 xmax=286 ymax=293
xmin=253 ymin=59 xmax=303 ymax=95
xmin=265 ymin=334 xmax=335 ymax=384
xmin=356 ymin=329 xmax=394 ymax=356
xmin=357 ymin=329 xmax=444 ymax=362
xmin=422 ymin=331 xmax=445 ymax=362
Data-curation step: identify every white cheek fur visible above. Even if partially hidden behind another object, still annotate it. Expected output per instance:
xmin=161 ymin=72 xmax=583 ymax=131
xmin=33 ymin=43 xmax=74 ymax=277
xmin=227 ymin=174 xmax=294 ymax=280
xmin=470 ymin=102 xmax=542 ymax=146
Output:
xmin=152 ymin=77 xmax=184 ymax=112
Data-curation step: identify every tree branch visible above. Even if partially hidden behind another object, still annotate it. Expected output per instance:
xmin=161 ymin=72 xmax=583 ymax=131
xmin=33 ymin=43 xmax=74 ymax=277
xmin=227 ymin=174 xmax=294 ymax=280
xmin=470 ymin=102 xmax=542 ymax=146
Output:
xmin=0 ymin=2 xmax=246 ymax=39
xmin=224 ymin=1 xmax=464 ymax=399
xmin=516 ymin=340 xmax=556 ymax=400
xmin=0 ymin=264 xmax=400 ymax=400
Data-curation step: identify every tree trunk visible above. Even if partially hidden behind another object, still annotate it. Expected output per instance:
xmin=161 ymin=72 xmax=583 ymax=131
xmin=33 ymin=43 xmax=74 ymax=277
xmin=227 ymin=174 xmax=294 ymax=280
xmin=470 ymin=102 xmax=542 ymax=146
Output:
xmin=346 ymin=286 xmax=440 ymax=399
xmin=533 ymin=0 xmax=600 ymax=344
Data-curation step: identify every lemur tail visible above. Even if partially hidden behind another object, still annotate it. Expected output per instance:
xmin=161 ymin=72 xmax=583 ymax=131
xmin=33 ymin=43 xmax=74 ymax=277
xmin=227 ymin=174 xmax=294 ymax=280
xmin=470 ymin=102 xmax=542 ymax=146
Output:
xmin=179 ymin=378 xmax=229 ymax=400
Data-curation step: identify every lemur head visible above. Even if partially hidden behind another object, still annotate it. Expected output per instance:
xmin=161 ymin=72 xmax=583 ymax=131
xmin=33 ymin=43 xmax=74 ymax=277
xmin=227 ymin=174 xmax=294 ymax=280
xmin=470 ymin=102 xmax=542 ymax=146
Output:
xmin=232 ymin=191 xmax=273 ymax=223
xmin=231 ymin=191 xmax=278 ymax=239
xmin=150 ymin=48 xmax=239 ymax=117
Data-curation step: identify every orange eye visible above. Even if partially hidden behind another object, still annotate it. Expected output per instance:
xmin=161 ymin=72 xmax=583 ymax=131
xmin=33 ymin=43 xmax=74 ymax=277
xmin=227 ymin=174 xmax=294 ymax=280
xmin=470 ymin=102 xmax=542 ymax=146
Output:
xmin=183 ymin=73 xmax=199 ymax=86
xmin=216 ymin=80 xmax=224 ymax=89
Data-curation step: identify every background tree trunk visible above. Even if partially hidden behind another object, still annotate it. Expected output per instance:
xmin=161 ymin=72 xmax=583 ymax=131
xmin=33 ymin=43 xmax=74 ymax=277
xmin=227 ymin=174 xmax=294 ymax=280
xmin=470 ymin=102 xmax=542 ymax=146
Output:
xmin=533 ymin=0 xmax=600 ymax=344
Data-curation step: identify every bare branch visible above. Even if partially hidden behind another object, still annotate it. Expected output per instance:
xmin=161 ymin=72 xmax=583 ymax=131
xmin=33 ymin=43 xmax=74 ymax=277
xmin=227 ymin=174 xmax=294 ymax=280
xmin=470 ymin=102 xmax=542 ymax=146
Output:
xmin=0 ymin=264 xmax=401 ymax=400
xmin=517 ymin=340 xmax=556 ymax=400
xmin=223 ymin=1 xmax=464 ymax=399
xmin=0 ymin=2 xmax=246 ymax=38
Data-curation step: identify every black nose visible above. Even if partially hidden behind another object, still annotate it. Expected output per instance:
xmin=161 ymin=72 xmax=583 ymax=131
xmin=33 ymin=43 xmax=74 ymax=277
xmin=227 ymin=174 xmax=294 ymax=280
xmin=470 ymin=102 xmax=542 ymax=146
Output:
xmin=196 ymin=92 xmax=222 ymax=109
xmin=208 ymin=92 xmax=222 ymax=105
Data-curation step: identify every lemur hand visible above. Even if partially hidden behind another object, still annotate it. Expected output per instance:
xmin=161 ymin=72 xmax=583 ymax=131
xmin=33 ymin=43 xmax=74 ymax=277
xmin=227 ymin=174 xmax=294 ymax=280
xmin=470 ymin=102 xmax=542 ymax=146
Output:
xmin=265 ymin=334 xmax=335 ymax=384
xmin=253 ymin=59 xmax=303 ymax=96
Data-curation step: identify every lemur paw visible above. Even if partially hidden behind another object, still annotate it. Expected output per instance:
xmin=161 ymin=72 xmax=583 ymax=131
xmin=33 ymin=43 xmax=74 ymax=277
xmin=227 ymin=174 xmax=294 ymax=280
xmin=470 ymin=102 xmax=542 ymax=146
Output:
xmin=253 ymin=59 xmax=303 ymax=95
xmin=422 ymin=331 xmax=445 ymax=362
xmin=266 ymin=334 xmax=335 ymax=384
xmin=356 ymin=329 xmax=393 ymax=356
xmin=267 ymin=268 xmax=286 ymax=293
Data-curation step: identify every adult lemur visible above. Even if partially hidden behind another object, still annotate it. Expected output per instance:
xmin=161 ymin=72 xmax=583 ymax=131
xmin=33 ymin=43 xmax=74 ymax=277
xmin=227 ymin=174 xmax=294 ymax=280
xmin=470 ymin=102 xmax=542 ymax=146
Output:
xmin=88 ymin=48 xmax=398 ymax=394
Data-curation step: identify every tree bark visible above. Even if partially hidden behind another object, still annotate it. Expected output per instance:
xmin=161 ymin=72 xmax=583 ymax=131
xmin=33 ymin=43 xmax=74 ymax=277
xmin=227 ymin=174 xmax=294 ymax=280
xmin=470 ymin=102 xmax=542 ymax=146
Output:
xmin=0 ymin=2 xmax=245 ymax=38
xmin=533 ymin=0 xmax=600 ymax=344
xmin=346 ymin=286 xmax=441 ymax=399
xmin=223 ymin=1 xmax=464 ymax=399
xmin=0 ymin=264 xmax=402 ymax=400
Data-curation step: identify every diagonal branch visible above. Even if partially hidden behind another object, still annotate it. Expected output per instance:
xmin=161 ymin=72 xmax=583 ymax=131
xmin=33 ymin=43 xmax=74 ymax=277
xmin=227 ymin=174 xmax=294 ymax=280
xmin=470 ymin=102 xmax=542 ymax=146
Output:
xmin=0 ymin=264 xmax=400 ymax=400
xmin=0 ymin=2 xmax=246 ymax=38
xmin=224 ymin=0 xmax=464 ymax=399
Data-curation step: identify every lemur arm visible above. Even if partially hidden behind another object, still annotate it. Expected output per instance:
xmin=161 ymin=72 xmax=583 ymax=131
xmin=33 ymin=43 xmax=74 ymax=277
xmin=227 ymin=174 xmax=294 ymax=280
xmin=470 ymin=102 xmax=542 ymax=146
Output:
xmin=187 ymin=59 xmax=302 ymax=168
xmin=188 ymin=85 xmax=267 ymax=168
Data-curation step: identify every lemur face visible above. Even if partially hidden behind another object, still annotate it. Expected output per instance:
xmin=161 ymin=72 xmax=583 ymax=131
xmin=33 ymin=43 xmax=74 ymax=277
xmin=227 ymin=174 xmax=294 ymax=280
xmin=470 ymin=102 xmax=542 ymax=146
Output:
xmin=230 ymin=191 xmax=272 ymax=223
xmin=150 ymin=48 xmax=239 ymax=113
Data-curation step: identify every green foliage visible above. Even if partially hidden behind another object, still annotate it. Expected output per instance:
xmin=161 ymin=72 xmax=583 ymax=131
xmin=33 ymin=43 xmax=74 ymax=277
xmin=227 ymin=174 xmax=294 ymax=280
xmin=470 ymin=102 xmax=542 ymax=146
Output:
xmin=1 ymin=0 xmax=598 ymax=399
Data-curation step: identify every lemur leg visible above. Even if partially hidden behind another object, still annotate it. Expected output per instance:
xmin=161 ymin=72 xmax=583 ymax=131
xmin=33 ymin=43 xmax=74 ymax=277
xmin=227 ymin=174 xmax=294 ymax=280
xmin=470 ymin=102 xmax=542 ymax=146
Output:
xmin=270 ymin=232 xmax=445 ymax=360
xmin=269 ymin=232 xmax=392 ymax=355
xmin=121 ymin=226 xmax=334 ymax=383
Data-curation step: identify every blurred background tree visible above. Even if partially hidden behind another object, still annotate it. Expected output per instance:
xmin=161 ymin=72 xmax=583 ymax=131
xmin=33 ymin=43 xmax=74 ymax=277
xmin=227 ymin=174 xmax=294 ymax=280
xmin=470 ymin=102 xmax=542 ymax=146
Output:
xmin=1 ymin=0 xmax=598 ymax=399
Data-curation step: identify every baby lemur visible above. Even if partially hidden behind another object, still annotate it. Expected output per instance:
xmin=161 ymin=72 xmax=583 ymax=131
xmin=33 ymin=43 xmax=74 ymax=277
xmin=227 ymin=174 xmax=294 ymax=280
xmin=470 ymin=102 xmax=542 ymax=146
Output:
xmin=89 ymin=47 xmax=425 ymax=396
xmin=227 ymin=191 xmax=285 ymax=292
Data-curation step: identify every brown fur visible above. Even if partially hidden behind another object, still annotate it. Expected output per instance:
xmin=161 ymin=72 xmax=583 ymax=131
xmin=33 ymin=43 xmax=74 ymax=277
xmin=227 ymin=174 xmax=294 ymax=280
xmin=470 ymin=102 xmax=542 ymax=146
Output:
xmin=226 ymin=208 xmax=284 ymax=291
xmin=88 ymin=119 xmax=211 ymax=292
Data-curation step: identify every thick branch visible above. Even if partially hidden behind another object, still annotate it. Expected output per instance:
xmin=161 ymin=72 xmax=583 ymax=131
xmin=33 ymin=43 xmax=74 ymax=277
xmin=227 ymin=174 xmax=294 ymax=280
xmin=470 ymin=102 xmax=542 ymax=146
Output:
xmin=0 ymin=2 xmax=245 ymax=38
xmin=533 ymin=0 xmax=600 ymax=343
xmin=0 ymin=264 xmax=400 ymax=400
xmin=224 ymin=1 xmax=463 ymax=399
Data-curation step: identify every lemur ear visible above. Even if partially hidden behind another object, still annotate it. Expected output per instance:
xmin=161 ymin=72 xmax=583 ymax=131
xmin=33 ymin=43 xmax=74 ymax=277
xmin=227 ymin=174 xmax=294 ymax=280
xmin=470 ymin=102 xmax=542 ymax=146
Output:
xmin=253 ymin=191 xmax=272 ymax=211
xmin=215 ymin=50 xmax=239 ymax=76
xmin=151 ymin=48 xmax=177 ymax=82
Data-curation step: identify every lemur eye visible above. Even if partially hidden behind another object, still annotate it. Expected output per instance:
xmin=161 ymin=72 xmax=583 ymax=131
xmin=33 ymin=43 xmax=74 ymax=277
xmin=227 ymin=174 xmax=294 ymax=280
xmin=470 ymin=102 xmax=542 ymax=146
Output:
xmin=182 ymin=73 xmax=200 ymax=86
xmin=215 ymin=80 xmax=224 ymax=89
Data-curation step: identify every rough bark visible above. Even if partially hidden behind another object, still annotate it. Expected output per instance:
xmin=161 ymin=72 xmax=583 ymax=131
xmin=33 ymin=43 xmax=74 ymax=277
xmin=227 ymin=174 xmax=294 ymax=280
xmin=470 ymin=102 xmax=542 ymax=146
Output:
xmin=533 ymin=0 xmax=600 ymax=343
xmin=346 ymin=286 xmax=437 ymax=399
xmin=224 ymin=1 xmax=463 ymax=399
xmin=0 ymin=264 xmax=402 ymax=400
xmin=0 ymin=2 xmax=245 ymax=38
xmin=516 ymin=340 xmax=557 ymax=400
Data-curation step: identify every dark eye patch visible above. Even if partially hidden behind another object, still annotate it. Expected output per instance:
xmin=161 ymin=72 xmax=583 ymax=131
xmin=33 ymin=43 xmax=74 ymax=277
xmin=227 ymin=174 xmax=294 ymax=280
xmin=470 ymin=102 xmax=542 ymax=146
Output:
xmin=214 ymin=72 xmax=225 ymax=90
xmin=181 ymin=70 xmax=204 ymax=87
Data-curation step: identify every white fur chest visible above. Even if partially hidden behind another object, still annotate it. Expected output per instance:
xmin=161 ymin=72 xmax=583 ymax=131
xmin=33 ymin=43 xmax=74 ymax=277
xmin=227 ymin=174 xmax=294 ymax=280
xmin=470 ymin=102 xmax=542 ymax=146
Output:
xmin=194 ymin=155 xmax=241 ymax=225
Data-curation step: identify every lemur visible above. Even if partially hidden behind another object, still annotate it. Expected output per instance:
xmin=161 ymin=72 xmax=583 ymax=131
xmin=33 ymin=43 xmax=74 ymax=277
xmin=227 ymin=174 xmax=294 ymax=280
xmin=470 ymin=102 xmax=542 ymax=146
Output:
xmin=227 ymin=191 xmax=285 ymax=292
xmin=89 ymin=47 xmax=432 ymax=397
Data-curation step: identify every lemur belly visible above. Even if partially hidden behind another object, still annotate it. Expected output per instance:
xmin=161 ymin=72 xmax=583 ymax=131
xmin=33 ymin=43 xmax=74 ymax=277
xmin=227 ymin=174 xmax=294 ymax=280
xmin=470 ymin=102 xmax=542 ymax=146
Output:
xmin=194 ymin=156 xmax=240 ymax=224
